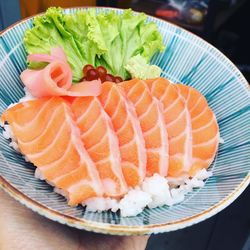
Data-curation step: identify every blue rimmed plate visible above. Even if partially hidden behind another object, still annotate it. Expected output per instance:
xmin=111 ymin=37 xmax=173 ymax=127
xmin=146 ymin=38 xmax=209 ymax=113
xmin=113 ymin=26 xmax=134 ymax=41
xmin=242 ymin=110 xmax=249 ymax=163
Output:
xmin=0 ymin=7 xmax=249 ymax=235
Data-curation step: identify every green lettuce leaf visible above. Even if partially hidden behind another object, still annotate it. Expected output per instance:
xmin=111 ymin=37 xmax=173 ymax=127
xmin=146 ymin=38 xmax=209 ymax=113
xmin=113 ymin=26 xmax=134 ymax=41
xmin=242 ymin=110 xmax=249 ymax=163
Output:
xmin=125 ymin=55 xmax=162 ymax=79
xmin=24 ymin=7 xmax=85 ymax=82
xmin=24 ymin=8 xmax=165 ymax=81
xmin=90 ymin=10 xmax=155 ymax=78
xmin=64 ymin=10 xmax=106 ymax=67
xmin=93 ymin=9 xmax=164 ymax=79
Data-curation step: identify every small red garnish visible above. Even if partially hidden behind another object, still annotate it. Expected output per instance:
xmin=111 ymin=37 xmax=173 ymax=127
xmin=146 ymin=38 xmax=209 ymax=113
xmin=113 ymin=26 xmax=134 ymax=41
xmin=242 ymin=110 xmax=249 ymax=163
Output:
xmin=82 ymin=64 xmax=122 ymax=83
xmin=105 ymin=74 xmax=115 ymax=82
xmin=86 ymin=69 xmax=99 ymax=81
xmin=114 ymin=76 xmax=123 ymax=83
xmin=83 ymin=64 xmax=94 ymax=76
xmin=96 ymin=66 xmax=107 ymax=77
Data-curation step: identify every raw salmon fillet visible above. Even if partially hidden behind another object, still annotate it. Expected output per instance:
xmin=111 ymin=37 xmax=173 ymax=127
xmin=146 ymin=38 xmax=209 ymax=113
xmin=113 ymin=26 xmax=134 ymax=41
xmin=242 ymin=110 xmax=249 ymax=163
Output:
xmin=120 ymin=79 xmax=169 ymax=177
xmin=99 ymin=82 xmax=147 ymax=187
xmin=175 ymin=84 xmax=219 ymax=176
xmin=1 ymin=97 xmax=103 ymax=205
xmin=71 ymin=97 xmax=128 ymax=196
xmin=145 ymin=78 xmax=192 ymax=177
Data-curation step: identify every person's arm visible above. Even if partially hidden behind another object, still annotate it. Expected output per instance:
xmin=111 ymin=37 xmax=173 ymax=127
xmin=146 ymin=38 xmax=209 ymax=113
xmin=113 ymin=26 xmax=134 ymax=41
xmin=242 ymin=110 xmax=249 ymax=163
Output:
xmin=0 ymin=189 xmax=149 ymax=250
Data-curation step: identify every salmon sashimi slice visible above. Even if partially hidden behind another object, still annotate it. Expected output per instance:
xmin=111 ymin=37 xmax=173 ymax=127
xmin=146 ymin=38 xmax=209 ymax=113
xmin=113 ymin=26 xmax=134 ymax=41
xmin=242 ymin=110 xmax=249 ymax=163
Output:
xmin=1 ymin=97 xmax=103 ymax=205
xmin=145 ymin=78 xmax=192 ymax=177
xmin=71 ymin=97 xmax=128 ymax=197
xmin=99 ymin=82 xmax=147 ymax=187
xmin=120 ymin=79 xmax=169 ymax=177
xmin=175 ymin=84 xmax=219 ymax=176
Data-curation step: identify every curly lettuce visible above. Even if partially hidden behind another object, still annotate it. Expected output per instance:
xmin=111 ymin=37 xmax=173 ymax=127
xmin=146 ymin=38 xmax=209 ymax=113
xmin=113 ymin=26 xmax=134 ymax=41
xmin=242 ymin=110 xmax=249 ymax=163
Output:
xmin=24 ymin=7 xmax=165 ymax=81
xmin=125 ymin=55 xmax=162 ymax=79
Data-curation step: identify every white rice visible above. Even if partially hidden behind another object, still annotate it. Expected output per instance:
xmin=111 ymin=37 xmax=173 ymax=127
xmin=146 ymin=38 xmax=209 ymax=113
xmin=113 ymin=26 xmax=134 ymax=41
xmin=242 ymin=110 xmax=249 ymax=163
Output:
xmin=81 ymin=169 xmax=212 ymax=217
xmin=142 ymin=174 xmax=172 ymax=208
xmin=1 ymin=94 xmax=213 ymax=217
xmin=23 ymin=155 xmax=31 ymax=162
xmin=118 ymin=189 xmax=152 ymax=217
xmin=2 ymin=124 xmax=15 ymax=140
xmin=8 ymin=141 xmax=20 ymax=152
xmin=34 ymin=168 xmax=45 ymax=180
xmin=83 ymin=197 xmax=120 ymax=213
xmin=19 ymin=87 xmax=36 ymax=102
xmin=1 ymin=123 xmax=21 ymax=152
xmin=219 ymin=137 xmax=225 ymax=144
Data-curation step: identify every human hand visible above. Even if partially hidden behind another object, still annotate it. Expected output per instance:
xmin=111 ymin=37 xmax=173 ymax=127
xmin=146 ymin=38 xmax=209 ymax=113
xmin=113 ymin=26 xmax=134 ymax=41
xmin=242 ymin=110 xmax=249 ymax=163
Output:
xmin=0 ymin=189 xmax=149 ymax=250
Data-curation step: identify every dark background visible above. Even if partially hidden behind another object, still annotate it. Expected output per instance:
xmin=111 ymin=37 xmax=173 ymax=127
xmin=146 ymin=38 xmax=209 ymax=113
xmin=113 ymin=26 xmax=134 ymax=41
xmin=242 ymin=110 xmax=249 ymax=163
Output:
xmin=147 ymin=186 xmax=250 ymax=250
xmin=0 ymin=1 xmax=249 ymax=249
xmin=1 ymin=0 xmax=250 ymax=82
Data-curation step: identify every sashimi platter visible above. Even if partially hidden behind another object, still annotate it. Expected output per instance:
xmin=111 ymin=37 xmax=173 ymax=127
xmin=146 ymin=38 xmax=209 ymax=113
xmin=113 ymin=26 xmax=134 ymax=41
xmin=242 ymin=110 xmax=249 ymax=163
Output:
xmin=0 ymin=7 xmax=249 ymax=235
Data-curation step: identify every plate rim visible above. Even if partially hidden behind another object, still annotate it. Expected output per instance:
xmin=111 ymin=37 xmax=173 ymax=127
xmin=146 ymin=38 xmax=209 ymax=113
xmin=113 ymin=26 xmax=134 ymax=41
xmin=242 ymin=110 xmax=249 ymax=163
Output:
xmin=1 ymin=174 xmax=249 ymax=235
xmin=0 ymin=6 xmax=249 ymax=235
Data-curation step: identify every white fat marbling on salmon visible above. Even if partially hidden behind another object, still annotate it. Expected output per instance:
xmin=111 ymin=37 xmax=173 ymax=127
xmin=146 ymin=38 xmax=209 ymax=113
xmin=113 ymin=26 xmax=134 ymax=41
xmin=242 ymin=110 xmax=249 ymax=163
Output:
xmin=153 ymin=98 xmax=169 ymax=176
xmin=99 ymin=82 xmax=147 ymax=186
xmin=120 ymin=80 xmax=169 ymax=177
xmin=144 ymin=78 xmax=191 ymax=177
xmin=2 ymin=98 xmax=104 ymax=205
xmin=114 ymin=86 xmax=147 ymax=182
xmin=176 ymin=84 xmax=219 ymax=174
xmin=72 ymin=96 xmax=128 ymax=196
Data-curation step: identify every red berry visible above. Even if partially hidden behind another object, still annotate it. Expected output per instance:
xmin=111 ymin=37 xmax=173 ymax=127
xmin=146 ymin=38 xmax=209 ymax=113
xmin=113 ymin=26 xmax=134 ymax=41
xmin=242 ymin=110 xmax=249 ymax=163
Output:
xmin=105 ymin=74 xmax=115 ymax=82
xmin=83 ymin=64 xmax=94 ymax=76
xmin=100 ymin=74 xmax=107 ymax=83
xmin=114 ymin=76 xmax=123 ymax=83
xmin=81 ymin=76 xmax=87 ymax=81
xmin=96 ymin=66 xmax=107 ymax=77
xmin=86 ymin=69 xmax=99 ymax=81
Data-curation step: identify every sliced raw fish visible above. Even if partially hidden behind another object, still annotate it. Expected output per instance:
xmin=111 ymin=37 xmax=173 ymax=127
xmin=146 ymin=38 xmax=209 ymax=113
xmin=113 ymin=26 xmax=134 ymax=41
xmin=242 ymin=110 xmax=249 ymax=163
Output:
xmin=1 ymin=97 xmax=103 ymax=205
xmin=120 ymin=79 xmax=169 ymax=177
xmin=99 ymin=82 xmax=147 ymax=187
xmin=145 ymin=78 xmax=192 ymax=177
xmin=71 ymin=97 xmax=128 ymax=197
xmin=175 ymin=84 xmax=219 ymax=176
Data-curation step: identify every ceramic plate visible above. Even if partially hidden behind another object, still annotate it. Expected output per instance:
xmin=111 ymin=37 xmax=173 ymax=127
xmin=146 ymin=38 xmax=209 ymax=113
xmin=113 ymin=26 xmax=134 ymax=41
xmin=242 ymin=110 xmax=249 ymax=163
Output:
xmin=0 ymin=7 xmax=249 ymax=235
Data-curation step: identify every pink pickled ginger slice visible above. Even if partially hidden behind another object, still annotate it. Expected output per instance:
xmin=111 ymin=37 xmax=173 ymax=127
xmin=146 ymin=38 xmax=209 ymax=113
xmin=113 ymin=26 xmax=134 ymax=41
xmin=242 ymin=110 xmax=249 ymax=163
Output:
xmin=22 ymin=48 xmax=101 ymax=97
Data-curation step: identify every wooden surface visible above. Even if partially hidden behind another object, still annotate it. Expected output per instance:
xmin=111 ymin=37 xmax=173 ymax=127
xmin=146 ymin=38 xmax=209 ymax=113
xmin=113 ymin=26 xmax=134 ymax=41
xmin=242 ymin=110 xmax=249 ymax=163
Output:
xmin=146 ymin=185 xmax=250 ymax=250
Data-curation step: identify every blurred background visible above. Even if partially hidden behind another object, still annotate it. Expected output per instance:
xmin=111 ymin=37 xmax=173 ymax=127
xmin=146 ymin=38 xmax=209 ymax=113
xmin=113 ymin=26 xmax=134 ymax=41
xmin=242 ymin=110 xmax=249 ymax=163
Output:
xmin=0 ymin=1 xmax=249 ymax=249
xmin=0 ymin=0 xmax=250 ymax=82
